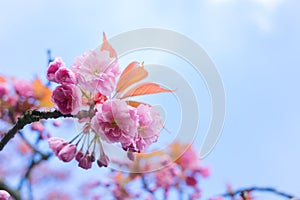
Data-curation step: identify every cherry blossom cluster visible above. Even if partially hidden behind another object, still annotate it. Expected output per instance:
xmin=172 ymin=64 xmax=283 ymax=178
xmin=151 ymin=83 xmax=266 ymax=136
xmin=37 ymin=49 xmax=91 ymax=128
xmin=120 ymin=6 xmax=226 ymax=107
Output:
xmin=80 ymin=143 xmax=209 ymax=199
xmin=1 ymin=77 xmax=37 ymax=124
xmin=148 ymin=143 xmax=209 ymax=199
xmin=46 ymin=57 xmax=81 ymax=115
xmin=47 ymin=35 xmax=170 ymax=169
xmin=0 ymin=75 xmax=53 ymax=138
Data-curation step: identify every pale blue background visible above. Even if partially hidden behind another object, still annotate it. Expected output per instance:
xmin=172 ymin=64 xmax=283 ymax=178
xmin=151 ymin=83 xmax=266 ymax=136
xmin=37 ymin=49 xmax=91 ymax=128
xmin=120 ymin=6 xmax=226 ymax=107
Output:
xmin=1 ymin=0 xmax=300 ymax=199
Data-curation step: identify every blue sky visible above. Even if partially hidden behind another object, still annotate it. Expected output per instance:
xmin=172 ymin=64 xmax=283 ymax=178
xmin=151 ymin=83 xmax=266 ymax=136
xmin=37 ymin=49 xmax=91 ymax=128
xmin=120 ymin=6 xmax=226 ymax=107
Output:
xmin=1 ymin=0 xmax=300 ymax=199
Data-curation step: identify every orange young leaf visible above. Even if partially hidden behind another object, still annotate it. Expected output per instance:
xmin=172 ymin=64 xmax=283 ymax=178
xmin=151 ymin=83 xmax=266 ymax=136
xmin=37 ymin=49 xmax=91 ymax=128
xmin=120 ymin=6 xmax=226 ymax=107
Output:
xmin=126 ymin=101 xmax=149 ymax=108
xmin=120 ymin=61 xmax=139 ymax=76
xmin=100 ymin=32 xmax=117 ymax=58
xmin=121 ymin=82 xmax=173 ymax=99
xmin=116 ymin=62 xmax=148 ymax=93
xmin=32 ymin=78 xmax=54 ymax=108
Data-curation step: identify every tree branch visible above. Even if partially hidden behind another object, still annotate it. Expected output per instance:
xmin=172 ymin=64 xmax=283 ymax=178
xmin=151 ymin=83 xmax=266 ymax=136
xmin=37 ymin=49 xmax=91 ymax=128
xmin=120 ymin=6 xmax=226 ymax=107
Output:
xmin=0 ymin=110 xmax=72 ymax=151
xmin=0 ymin=179 xmax=21 ymax=200
xmin=217 ymin=186 xmax=298 ymax=199
xmin=18 ymin=152 xmax=52 ymax=196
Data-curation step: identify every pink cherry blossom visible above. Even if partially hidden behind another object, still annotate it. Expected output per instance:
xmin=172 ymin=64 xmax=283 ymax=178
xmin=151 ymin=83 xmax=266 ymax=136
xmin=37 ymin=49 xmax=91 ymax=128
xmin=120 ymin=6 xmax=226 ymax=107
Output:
xmin=155 ymin=162 xmax=181 ymax=190
xmin=57 ymin=143 xmax=77 ymax=162
xmin=52 ymin=84 xmax=82 ymax=115
xmin=13 ymin=79 xmax=35 ymax=98
xmin=198 ymin=166 xmax=210 ymax=178
xmin=48 ymin=137 xmax=66 ymax=156
xmin=70 ymin=48 xmax=120 ymax=96
xmin=177 ymin=146 xmax=201 ymax=170
xmin=47 ymin=57 xmax=65 ymax=82
xmin=91 ymin=99 xmax=138 ymax=145
xmin=0 ymin=190 xmax=10 ymax=200
xmin=55 ymin=67 xmax=77 ymax=85
xmin=134 ymin=104 xmax=163 ymax=151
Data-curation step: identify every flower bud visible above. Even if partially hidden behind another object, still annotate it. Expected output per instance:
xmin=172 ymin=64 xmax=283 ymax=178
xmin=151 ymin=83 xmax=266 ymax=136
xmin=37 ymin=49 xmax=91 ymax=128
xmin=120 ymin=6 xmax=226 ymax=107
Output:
xmin=58 ymin=144 xmax=76 ymax=162
xmin=97 ymin=154 xmax=109 ymax=168
xmin=48 ymin=137 xmax=66 ymax=156
xmin=78 ymin=155 xmax=92 ymax=170
xmin=47 ymin=57 xmax=65 ymax=82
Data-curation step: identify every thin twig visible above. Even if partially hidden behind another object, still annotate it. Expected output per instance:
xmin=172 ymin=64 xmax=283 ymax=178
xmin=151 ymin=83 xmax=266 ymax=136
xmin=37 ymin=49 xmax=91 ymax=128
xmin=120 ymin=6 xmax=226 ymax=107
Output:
xmin=216 ymin=186 xmax=298 ymax=199
xmin=18 ymin=152 xmax=52 ymax=190
xmin=141 ymin=175 xmax=157 ymax=200
xmin=18 ymin=131 xmax=48 ymax=157
xmin=17 ymin=130 xmax=53 ymax=196
xmin=0 ymin=110 xmax=72 ymax=151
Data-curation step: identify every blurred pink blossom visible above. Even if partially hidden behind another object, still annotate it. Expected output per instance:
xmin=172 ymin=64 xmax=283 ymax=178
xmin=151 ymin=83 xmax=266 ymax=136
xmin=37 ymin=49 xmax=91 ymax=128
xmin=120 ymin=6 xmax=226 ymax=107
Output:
xmin=177 ymin=145 xmax=201 ymax=170
xmin=198 ymin=166 xmax=210 ymax=178
xmin=31 ymin=122 xmax=45 ymax=133
xmin=155 ymin=163 xmax=181 ymax=190
xmin=13 ymin=79 xmax=35 ymax=97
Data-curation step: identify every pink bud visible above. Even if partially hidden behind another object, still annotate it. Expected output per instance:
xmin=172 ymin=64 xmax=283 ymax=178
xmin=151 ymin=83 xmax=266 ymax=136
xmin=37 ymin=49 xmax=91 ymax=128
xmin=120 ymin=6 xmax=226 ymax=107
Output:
xmin=58 ymin=144 xmax=76 ymax=162
xmin=0 ymin=190 xmax=10 ymax=200
xmin=47 ymin=57 xmax=65 ymax=82
xmin=55 ymin=67 xmax=77 ymax=85
xmin=127 ymin=150 xmax=135 ymax=161
xmin=97 ymin=154 xmax=109 ymax=168
xmin=75 ymin=150 xmax=84 ymax=162
xmin=48 ymin=137 xmax=66 ymax=156
xmin=78 ymin=155 xmax=92 ymax=170
xmin=89 ymin=152 xmax=96 ymax=162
